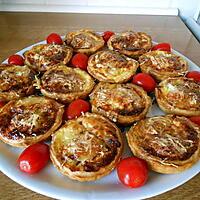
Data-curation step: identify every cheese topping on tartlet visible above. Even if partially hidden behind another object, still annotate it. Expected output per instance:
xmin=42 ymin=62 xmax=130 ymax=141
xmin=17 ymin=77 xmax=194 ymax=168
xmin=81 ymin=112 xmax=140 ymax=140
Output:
xmin=107 ymin=31 xmax=152 ymax=59
xmin=90 ymin=82 xmax=151 ymax=125
xmin=0 ymin=64 xmax=35 ymax=102
xmin=50 ymin=113 xmax=123 ymax=181
xmin=24 ymin=44 xmax=73 ymax=72
xmin=87 ymin=50 xmax=139 ymax=83
xmin=139 ymin=50 xmax=188 ymax=81
xmin=155 ymin=77 xmax=200 ymax=116
xmin=127 ymin=115 xmax=200 ymax=174
xmin=38 ymin=65 xmax=95 ymax=103
xmin=0 ymin=96 xmax=64 ymax=147
xmin=65 ymin=29 xmax=104 ymax=54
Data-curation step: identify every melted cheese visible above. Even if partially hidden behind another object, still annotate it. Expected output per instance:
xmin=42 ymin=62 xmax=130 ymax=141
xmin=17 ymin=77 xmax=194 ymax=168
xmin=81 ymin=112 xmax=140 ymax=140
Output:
xmin=66 ymin=30 xmax=104 ymax=53
xmin=147 ymin=54 xmax=173 ymax=69
xmin=145 ymin=116 xmax=195 ymax=155
xmin=110 ymin=31 xmax=151 ymax=51
xmin=11 ymin=113 xmax=40 ymax=131
xmin=154 ymin=134 xmax=191 ymax=154
xmin=54 ymin=114 xmax=121 ymax=170
xmin=166 ymin=83 xmax=178 ymax=93
xmin=160 ymin=78 xmax=200 ymax=109
xmin=42 ymin=44 xmax=64 ymax=53
xmin=28 ymin=44 xmax=67 ymax=67
xmin=88 ymin=50 xmax=137 ymax=82
xmin=59 ymin=123 xmax=104 ymax=163
xmin=95 ymin=84 xmax=142 ymax=111
xmin=43 ymin=71 xmax=85 ymax=92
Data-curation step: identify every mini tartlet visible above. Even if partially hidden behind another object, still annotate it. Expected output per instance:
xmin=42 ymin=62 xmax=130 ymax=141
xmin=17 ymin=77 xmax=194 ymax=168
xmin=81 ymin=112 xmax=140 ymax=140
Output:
xmin=50 ymin=112 xmax=123 ymax=181
xmin=89 ymin=82 xmax=151 ymax=125
xmin=23 ymin=44 xmax=73 ymax=72
xmin=65 ymin=29 xmax=105 ymax=54
xmin=139 ymin=50 xmax=188 ymax=81
xmin=155 ymin=77 xmax=200 ymax=116
xmin=87 ymin=50 xmax=139 ymax=83
xmin=0 ymin=96 xmax=64 ymax=147
xmin=0 ymin=64 xmax=35 ymax=102
xmin=107 ymin=31 xmax=152 ymax=59
xmin=38 ymin=64 xmax=95 ymax=103
xmin=126 ymin=115 xmax=200 ymax=174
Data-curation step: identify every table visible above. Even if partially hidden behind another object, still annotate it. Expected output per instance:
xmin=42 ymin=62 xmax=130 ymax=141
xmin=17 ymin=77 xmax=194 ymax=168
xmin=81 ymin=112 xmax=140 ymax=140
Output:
xmin=0 ymin=12 xmax=200 ymax=200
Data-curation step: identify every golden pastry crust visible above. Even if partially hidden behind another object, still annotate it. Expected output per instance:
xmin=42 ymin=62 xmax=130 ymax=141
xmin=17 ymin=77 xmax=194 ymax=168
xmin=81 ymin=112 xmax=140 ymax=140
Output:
xmin=89 ymin=82 xmax=151 ymax=125
xmin=107 ymin=31 xmax=152 ymax=59
xmin=23 ymin=44 xmax=73 ymax=72
xmin=0 ymin=64 xmax=35 ymax=102
xmin=38 ymin=64 xmax=95 ymax=103
xmin=50 ymin=112 xmax=123 ymax=182
xmin=0 ymin=96 xmax=64 ymax=147
xmin=127 ymin=115 xmax=200 ymax=174
xmin=87 ymin=50 xmax=139 ymax=83
xmin=65 ymin=29 xmax=105 ymax=54
xmin=155 ymin=77 xmax=200 ymax=116
xmin=139 ymin=50 xmax=188 ymax=81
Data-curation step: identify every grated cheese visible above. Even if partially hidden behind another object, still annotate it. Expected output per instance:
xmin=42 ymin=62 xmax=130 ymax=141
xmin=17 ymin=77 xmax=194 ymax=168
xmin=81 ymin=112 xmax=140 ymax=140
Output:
xmin=11 ymin=113 xmax=40 ymax=131
xmin=33 ymin=75 xmax=41 ymax=89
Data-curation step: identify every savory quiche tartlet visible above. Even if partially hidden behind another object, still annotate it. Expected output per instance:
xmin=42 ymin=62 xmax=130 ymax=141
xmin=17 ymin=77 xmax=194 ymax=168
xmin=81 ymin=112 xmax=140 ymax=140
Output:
xmin=50 ymin=112 xmax=123 ymax=181
xmin=38 ymin=64 xmax=95 ymax=103
xmin=0 ymin=64 xmax=35 ymax=102
xmin=139 ymin=50 xmax=188 ymax=81
xmin=65 ymin=29 xmax=105 ymax=54
xmin=155 ymin=77 xmax=200 ymax=116
xmin=89 ymin=82 xmax=151 ymax=125
xmin=107 ymin=31 xmax=152 ymax=59
xmin=23 ymin=44 xmax=73 ymax=72
xmin=87 ymin=50 xmax=139 ymax=83
xmin=127 ymin=115 xmax=200 ymax=174
xmin=0 ymin=96 xmax=64 ymax=147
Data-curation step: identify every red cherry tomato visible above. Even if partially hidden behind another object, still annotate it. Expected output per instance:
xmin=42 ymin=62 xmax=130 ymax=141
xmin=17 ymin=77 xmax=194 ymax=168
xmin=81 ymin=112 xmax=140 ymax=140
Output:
xmin=117 ymin=157 xmax=148 ymax=188
xmin=71 ymin=53 xmax=89 ymax=70
xmin=152 ymin=43 xmax=171 ymax=52
xmin=189 ymin=116 xmax=200 ymax=126
xmin=0 ymin=101 xmax=5 ymax=108
xmin=8 ymin=54 xmax=24 ymax=66
xmin=132 ymin=73 xmax=156 ymax=93
xmin=186 ymin=71 xmax=200 ymax=82
xmin=18 ymin=143 xmax=50 ymax=174
xmin=66 ymin=99 xmax=90 ymax=120
xmin=103 ymin=31 xmax=115 ymax=42
xmin=46 ymin=33 xmax=63 ymax=45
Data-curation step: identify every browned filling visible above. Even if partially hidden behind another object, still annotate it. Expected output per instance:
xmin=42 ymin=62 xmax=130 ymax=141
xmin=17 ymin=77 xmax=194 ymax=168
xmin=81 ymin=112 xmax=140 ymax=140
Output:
xmin=0 ymin=67 xmax=35 ymax=95
xmin=140 ymin=54 xmax=185 ymax=72
xmin=41 ymin=70 xmax=85 ymax=93
xmin=139 ymin=117 xmax=199 ymax=161
xmin=27 ymin=52 xmax=65 ymax=68
xmin=91 ymin=84 xmax=145 ymax=116
xmin=111 ymin=33 xmax=149 ymax=51
xmin=0 ymin=103 xmax=56 ymax=140
xmin=67 ymin=34 xmax=94 ymax=49
xmin=61 ymin=134 xmax=120 ymax=172
xmin=26 ymin=45 xmax=70 ymax=69
xmin=159 ymin=79 xmax=200 ymax=110
xmin=60 ymin=118 xmax=121 ymax=172
xmin=93 ymin=51 xmax=131 ymax=69
xmin=116 ymin=107 xmax=145 ymax=115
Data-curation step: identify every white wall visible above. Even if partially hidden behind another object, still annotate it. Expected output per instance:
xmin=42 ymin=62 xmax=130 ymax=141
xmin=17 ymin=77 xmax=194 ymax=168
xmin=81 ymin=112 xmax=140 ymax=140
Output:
xmin=1 ymin=0 xmax=171 ymax=7
xmin=0 ymin=0 xmax=200 ymax=21
xmin=170 ymin=0 xmax=200 ymax=20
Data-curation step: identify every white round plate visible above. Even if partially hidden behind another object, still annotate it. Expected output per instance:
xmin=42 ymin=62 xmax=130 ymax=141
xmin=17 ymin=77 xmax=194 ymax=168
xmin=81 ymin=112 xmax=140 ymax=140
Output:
xmin=0 ymin=40 xmax=200 ymax=200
